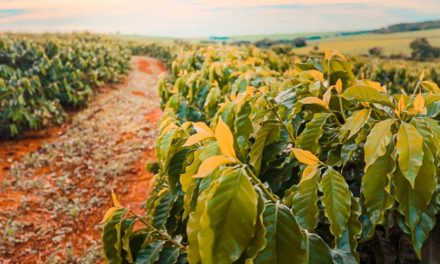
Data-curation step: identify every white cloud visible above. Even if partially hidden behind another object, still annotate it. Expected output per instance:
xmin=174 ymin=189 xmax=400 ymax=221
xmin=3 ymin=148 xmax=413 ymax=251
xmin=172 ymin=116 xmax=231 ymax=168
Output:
xmin=0 ymin=0 xmax=439 ymax=37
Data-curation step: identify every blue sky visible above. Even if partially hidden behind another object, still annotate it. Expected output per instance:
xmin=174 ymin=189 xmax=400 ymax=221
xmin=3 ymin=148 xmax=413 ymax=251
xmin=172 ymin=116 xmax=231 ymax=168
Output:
xmin=0 ymin=0 xmax=439 ymax=37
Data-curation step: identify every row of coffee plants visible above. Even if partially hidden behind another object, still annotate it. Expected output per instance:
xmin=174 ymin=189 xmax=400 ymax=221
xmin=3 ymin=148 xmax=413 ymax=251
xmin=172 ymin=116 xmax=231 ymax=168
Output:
xmin=103 ymin=46 xmax=440 ymax=263
xmin=0 ymin=33 xmax=131 ymax=137
xmin=128 ymin=42 xmax=175 ymax=68
xmin=353 ymin=57 xmax=440 ymax=95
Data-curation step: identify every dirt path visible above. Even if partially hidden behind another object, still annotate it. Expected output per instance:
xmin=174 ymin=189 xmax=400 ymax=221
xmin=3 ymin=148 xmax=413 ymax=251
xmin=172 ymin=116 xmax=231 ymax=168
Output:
xmin=0 ymin=56 xmax=164 ymax=263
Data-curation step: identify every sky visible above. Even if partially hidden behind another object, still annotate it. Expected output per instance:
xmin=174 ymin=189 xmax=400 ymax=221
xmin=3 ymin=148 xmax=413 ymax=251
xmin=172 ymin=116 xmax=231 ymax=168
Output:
xmin=0 ymin=0 xmax=440 ymax=38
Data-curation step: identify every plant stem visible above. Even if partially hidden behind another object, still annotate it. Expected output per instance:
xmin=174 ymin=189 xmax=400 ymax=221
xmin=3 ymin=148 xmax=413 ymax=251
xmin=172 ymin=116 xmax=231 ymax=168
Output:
xmin=264 ymin=96 xmax=296 ymax=142
xmin=129 ymin=210 xmax=187 ymax=251
xmin=338 ymin=95 xmax=347 ymax=121
xmin=244 ymin=165 xmax=278 ymax=203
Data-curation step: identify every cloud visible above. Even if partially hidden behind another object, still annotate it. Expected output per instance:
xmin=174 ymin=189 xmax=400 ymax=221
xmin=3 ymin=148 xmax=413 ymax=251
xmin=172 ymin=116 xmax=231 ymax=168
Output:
xmin=0 ymin=0 xmax=439 ymax=37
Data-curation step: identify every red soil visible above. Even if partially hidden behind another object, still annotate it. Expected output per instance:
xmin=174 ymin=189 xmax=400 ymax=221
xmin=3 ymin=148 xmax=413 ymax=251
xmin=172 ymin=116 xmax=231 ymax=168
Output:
xmin=0 ymin=57 xmax=166 ymax=263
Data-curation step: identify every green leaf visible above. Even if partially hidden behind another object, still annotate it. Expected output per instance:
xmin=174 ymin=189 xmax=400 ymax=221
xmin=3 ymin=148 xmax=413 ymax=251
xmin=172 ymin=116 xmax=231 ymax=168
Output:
xmin=337 ymin=197 xmax=362 ymax=262
xmin=187 ymin=177 xmax=214 ymax=264
xmin=135 ymin=240 xmax=165 ymax=264
xmin=395 ymin=144 xmax=437 ymax=233
xmin=362 ymin=152 xmax=394 ymax=239
xmin=168 ymin=149 xmax=190 ymax=194
xmin=396 ymin=122 xmax=424 ymax=188
xmin=121 ymin=217 xmax=136 ymax=263
xmin=198 ymin=167 xmax=258 ymax=264
xmin=364 ymin=119 xmax=394 ymax=172
xmin=342 ymin=85 xmax=393 ymax=107
xmin=102 ymin=208 xmax=126 ymax=264
xmin=413 ymin=192 xmax=439 ymax=259
xmin=235 ymin=101 xmax=253 ymax=159
xmin=157 ymin=245 xmax=180 ymax=264
xmin=152 ymin=189 xmax=176 ymax=229
xmin=245 ymin=192 xmax=267 ymax=262
xmin=292 ymin=168 xmax=319 ymax=231
xmin=307 ymin=234 xmax=334 ymax=263
xmin=339 ymin=109 xmax=370 ymax=141
xmin=249 ymin=120 xmax=280 ymax=176
xmin=412 ymin=118 xmax=437 ymax=158
xmin=254 ymin=202 xmax=307 ymax=264
xmin=296 ymin=113 xmax=331 ymax=154
xmin=320 ymin=168 xmax=351 ymax=243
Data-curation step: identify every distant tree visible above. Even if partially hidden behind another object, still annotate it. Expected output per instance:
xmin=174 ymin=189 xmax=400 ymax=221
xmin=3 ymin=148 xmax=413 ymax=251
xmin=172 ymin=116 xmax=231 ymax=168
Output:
xmin=254 ymin=38 xmax=307 ymax=49
xmin=410 ymin=38 xmax=440 ymax=61
xmin=271 ymin=44 xmax=292 ymax=55
xmin=368 ymin=46 xmax=383 ymax=57
xmin=292 ymin=38 xmax=307 ymax=48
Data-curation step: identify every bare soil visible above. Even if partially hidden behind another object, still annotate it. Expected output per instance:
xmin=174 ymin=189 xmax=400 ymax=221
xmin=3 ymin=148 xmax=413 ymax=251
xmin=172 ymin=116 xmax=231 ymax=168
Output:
xmin=0 ymin=56 xmax=164 ymax=263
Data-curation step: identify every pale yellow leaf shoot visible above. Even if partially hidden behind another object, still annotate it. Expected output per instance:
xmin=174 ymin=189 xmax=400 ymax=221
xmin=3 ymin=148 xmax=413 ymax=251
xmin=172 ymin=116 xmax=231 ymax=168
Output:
xmin=292 ymin=148 xmax=321 ymax=166
xmin=335 ymin=79 xmax=343 ymax=94
xmin=410 ymin=93 xmax=427 ymax=115
xmin=111 ymin=190 xmax=122 ymax=208
xmin=101 ymin=207 xmax=121 ymax=224
xmin=300 ymin=97 xmax=329 ymax=109
xmin=183 ymin=122 xmax=214 ymax=147
xmin=395 ymin=96 xmax=406 ymax=118
xmin=215 ymin=118 xmax=237 ymax=160
xmin=300 ymin=165 xmax=319 ymax=183
xmin=193 ymin=155 xmax=232 ymax=178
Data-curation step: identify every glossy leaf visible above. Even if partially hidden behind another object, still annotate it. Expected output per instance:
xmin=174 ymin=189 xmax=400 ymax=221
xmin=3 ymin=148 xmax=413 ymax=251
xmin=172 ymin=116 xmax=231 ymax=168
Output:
xmin=362 ymin=152 xmax=394 ymax=238
xmin=254 ymin=202 xmax=307 ymax=264
xmin=396 ymin=122 xmax=424 ymax=188
xmin=320 ymin=168 xmax=351 ymax=243
xmin=215 ymin=117 xmax=237 ymax=160
xmin=364 ymin=119 xmax=394 ymax=172
xmin=198 ymin=167 xmax=258 ymax=264
xmin=292 ymin=148 xmax=321 ymax=166
xmin=342 ymin=85 xmax=393 ymax=107
xmin=296 ymin=113 xmax=331 ymax=153
xmin=135 ymin=240 xmax=164 ymax=264
xmin=193 ymin=155 xmax=233 ymax=178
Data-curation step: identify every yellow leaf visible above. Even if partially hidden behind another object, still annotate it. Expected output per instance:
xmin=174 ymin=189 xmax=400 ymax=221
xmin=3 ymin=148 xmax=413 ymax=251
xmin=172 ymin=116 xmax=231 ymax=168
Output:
xmin=422 ymin=81 xmax=440 ymax=94
xmin=157 ymin=187 xmax=170 ymax=197
xmin=331 ymin=50 xmax=346 ymax=61
xmin=324 ymin=50 xmax=332 ymax=60
xmin=101 ymin=207 xmax=121 ymax=224
xmin=347 ymin=109 xmax=371 ymax=139
xmin=305 ymin=70 xmax=324 ymax=82
xmin=215 ymin=118 xmax=237 ymax=159
xmin=395 ymin=96 xmax=406 ymax=118
xmin=183 ymin=133 xmax=211 ymax=147
xmin=323 ymin=87 xmax=332 ymax=106
xmin=364 ymin=80 xmax=386 ymax=93
xmin=419 ymin=70 xmax=425 ymax=81
xmin=183 ymin=122 xmax=214 ymax=146
xmin=325 ymin=50 xmax=346 ymax=61
xmin=194 ymin=122 xmax=214 ymax=136
xmin=300 ymin=97 xmax=328 ymax=109
xmin=193 ymin=155 xmax=232 ymax=178
xmin=361 ymin=102 xmax=370 ymax=108
xmin=292 ymin=148 xmax=321 ymax=165
xmin=335 ymin=79 xmax=343 ymax=94
xmin=246 ymin=86 xmax=256 ymax=95
xmin=410 ymin=93 xmax=427 ymax=115
xmin=301 ymin=165 xmax=319 ymax=183
xmin=111 ymin=190 xmax=122 ymax=207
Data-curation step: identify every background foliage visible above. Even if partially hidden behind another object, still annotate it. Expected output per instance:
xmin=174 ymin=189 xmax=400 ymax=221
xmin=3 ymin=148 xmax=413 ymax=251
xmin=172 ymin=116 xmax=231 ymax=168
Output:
xmin=103 ymin=46 xmax=440 ymax=263
xmin=0 ymin=33 xmax=130 ymax=137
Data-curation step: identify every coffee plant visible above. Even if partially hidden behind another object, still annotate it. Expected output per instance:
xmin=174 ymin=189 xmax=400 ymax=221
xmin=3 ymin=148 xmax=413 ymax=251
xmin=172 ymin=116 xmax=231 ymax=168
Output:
xmin=103 ymin=46 xmax=440 ymax=263
xmin=0 ymin=33 xmax=130 ymax=137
